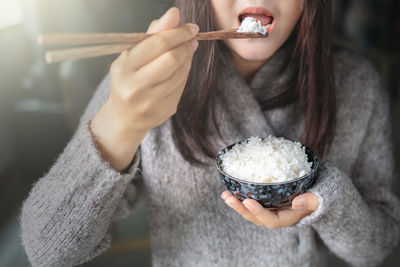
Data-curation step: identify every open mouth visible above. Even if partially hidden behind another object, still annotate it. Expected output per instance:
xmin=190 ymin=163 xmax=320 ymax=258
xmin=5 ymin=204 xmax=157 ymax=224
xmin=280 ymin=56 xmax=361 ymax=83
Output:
xmin=238 ymin=7 xmax=275 ymax=33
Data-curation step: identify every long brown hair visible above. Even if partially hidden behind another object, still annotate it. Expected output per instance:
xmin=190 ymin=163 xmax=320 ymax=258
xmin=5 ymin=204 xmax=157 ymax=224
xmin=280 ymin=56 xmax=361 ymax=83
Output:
xmin=172 ymin=0 xmax=336 ymax=165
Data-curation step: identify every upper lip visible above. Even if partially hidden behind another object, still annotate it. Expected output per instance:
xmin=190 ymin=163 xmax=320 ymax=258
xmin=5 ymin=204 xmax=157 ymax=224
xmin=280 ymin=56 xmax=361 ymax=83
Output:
xmin=238 ymin=7 xmax=274 ymax=18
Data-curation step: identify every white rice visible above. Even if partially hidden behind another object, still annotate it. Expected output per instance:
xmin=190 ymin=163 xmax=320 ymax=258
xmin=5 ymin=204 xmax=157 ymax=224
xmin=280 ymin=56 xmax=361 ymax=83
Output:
xmin=220 ymin=136 xmax=312 ymax=183
xmin=237 ymin=17 xmax=269 ymax=35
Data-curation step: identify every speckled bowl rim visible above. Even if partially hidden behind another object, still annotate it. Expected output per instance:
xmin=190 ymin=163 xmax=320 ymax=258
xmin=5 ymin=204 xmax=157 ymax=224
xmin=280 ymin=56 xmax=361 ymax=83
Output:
xmin=215 ymin=138 xmax=319 ymax=186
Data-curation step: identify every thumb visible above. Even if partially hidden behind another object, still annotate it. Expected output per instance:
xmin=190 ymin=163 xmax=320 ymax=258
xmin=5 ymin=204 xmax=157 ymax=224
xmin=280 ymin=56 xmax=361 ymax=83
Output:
xmin=147 ymin=7 xmax=181 ymax=34
xmin=292 ymin=192 xmax=320 ymax=211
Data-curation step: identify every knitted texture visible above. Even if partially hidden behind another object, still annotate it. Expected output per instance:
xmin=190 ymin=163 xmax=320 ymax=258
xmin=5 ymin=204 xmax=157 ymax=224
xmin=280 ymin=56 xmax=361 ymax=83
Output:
xmin=20 ymin=47 xmax=400 ymax=267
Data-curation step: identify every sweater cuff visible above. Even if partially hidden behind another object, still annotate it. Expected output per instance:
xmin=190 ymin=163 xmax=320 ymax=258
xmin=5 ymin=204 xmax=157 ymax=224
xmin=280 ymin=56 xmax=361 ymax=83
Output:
xmin=20 ymin=120 xmax=143 ymax=266
xmin=80 ymin=119 xmax=141 ymax=220
xmin=296 ymin=161 xmax=348 ymax=227
xmin=80 ymin=119 xmax=141 ymax=180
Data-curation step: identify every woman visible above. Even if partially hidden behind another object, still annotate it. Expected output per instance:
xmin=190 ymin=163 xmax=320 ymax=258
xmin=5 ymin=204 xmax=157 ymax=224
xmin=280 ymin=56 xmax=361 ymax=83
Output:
xmin=21 ymin=0 xmax=400 ymax=266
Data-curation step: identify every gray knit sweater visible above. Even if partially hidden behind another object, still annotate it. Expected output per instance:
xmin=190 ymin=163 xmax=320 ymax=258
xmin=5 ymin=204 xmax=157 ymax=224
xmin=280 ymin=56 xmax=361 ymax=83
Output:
xmin=20 ymin=46 xmax=400 ymax=267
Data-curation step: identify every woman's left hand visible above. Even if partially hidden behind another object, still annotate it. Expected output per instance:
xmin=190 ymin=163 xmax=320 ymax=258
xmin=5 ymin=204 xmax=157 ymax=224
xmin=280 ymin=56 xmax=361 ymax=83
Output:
xmin=221 ymin=191 xmax=319 ymax=228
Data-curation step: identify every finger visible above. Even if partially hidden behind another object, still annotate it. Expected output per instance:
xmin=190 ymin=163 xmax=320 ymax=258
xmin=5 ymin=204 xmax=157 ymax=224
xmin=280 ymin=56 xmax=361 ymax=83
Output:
xmin=243 ymin=199 xmax=311 ymax=228
xmin=225 ymin=196 xmax=264 ymax=226
xmin=151 ymin=87 xmax=183 ymax=119
xmin=221 ymin=190 xmax=232 ymax=201
xmin=242 ymin=199 xmax=282 ymax=228
xmin=128 ymin=52 xmax=190 ymax=99
xmin=147 ymin=7 xmax=180 ymax=34
xmin=153 ymin=67 xmax=189 ymax=110
xmin=156 ymin=78 xmax=187 ymax=116
xmin=272 ymin=208 xmax=311 ymax=227
xmin=147 ymin=19 xmax=160 ymax=33
xmin=135 ymin=75 xmax=188 ymax=124
xmin=149 ymin=53 xmax=194 ymax=107
xmin=158 ymin=56 xmax=193 ymax=99
xmin=292 ymin=192 xmax=319 ymax=211
xmin=129 ymin=23 xmax=199 ymax=70
xmin=164 ymin=76 xmax=187 ymax=102
xmin=131 ymin=40 xmax=197 ymax=89
xmin=113 ymin=45 xmax=194 ymax=109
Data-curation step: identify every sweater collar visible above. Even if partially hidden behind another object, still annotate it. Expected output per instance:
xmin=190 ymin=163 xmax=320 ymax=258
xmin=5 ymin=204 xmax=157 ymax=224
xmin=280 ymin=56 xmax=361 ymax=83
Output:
xmin=218 ymin=39 xmax=294 ymax=101
xmin=214 ymin=40 xmax=296 ymax=146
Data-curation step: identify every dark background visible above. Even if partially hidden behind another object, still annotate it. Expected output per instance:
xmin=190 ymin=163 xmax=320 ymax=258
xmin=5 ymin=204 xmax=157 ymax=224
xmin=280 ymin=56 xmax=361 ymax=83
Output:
xmin=0 ymin=0 xmax=399 ymax=266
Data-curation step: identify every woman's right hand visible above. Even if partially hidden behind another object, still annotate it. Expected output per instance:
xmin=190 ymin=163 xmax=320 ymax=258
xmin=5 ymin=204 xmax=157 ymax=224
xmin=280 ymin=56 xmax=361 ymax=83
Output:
xmin=90 ymin=8 xmax=199 ymax=171
xmin=109 ymin=8 xmax=199 ymax=133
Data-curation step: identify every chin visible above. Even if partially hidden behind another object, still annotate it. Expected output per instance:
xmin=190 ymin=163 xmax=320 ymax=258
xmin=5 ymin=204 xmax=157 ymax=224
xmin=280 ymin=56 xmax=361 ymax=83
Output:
xmin=226 ymin=38 xmax=278 ymax=62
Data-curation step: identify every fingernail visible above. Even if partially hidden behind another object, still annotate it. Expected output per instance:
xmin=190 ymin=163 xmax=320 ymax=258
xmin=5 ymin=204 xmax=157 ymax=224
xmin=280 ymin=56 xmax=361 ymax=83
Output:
xmin=292 ymin=197 xmax=306 ymax=209
xmin=159 ymin=12 xmax=169 ymax=21
xmin=160 ymin=7 xmax=178 ymax=22
xmin=168 ymin=7 xmax=179 ymax=14
xmin=188 ymin=24 xmax=200 ymax=35
xmin=191 ymin=40 xmax=199 ymax=50
xmin=242 ymin=200 xmax=252 ymax=210
xmin=221 ymin=192 xmax=227 ymax=200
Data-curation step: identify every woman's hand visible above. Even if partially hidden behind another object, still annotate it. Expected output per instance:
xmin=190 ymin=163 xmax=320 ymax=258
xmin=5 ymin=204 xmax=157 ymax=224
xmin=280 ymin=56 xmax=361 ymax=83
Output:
xmin=107 ymin=8 xmax=199 ymax=133
xmin=221 ymin=191 xmax=319 ymax=228
xmin=90 ymin=7 xmax=199 ymax=171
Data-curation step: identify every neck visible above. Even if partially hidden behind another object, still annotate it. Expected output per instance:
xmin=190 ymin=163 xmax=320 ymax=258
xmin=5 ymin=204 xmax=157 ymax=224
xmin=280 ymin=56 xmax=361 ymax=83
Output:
xmin=229 ymin=50 xmax=267 ymax=83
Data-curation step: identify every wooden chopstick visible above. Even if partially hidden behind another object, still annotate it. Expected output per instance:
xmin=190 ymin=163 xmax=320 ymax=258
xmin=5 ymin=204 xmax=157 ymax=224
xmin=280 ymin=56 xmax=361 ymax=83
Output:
xmin=38 ymin=29 xmax=268 ymax=46
xmin=40 ymin=29 xmax=269 ymax=64
xmin=44 ymin=44 xmax=135 ymax=64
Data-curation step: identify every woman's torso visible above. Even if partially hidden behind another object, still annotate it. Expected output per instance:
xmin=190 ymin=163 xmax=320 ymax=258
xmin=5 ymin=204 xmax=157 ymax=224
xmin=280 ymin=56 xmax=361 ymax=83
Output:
xmin=136 ymin=49 xmax=376 ymax=266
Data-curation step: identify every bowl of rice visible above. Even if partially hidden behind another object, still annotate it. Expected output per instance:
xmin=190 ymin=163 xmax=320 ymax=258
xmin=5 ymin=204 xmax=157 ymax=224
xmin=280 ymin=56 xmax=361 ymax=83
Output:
xmin=215 ymin=136 xmax=319 ymax=209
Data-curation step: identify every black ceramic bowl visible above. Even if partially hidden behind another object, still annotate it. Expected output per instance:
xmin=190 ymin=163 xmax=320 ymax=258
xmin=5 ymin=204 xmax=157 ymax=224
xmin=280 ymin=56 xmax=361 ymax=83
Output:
xmin=216 ymin=138 xmax=319 ymax=209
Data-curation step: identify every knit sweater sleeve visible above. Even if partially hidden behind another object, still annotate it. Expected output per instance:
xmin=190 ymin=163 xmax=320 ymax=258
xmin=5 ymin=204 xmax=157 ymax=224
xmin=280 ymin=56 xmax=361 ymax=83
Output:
xmin=20 ymin=74 xmax=142 ymax=267
xmin=296 ymin=59 xmax=400 ymax=266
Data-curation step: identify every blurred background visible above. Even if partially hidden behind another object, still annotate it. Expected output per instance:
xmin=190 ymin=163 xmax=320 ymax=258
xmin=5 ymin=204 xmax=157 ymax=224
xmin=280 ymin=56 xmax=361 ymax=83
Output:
xmin=0 ymin=0 xmax=399 ymax=266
